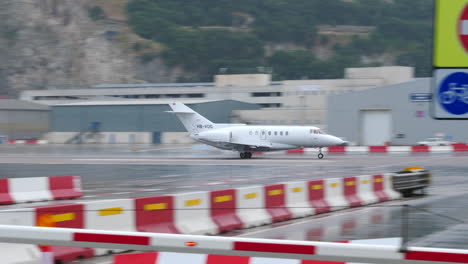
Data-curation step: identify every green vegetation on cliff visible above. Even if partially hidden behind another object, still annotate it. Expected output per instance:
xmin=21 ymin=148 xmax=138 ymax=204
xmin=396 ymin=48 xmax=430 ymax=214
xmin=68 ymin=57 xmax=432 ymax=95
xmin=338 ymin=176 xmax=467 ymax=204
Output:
xmin=127 ymin=0 xmax=432 ymax=81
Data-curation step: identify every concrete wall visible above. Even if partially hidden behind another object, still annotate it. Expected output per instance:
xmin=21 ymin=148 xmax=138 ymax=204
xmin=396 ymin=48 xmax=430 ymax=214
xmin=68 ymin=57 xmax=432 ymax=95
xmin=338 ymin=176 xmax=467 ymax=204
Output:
xmin=0 ymin=110 xmax=49 ymax=139
xmin=328 ymin=78 xmax=468 ymax=145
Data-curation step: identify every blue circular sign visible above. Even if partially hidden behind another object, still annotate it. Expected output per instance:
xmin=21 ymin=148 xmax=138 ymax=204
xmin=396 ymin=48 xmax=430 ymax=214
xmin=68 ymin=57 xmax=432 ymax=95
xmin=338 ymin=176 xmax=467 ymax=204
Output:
xmin=438 ymin=72 xmax=468 ymax=115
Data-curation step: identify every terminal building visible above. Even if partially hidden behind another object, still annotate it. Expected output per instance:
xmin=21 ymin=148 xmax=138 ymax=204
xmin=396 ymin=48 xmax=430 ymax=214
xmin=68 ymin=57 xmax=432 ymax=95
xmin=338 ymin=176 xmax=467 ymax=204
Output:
xmin=21 ymin=66 xmax=414 ymax=128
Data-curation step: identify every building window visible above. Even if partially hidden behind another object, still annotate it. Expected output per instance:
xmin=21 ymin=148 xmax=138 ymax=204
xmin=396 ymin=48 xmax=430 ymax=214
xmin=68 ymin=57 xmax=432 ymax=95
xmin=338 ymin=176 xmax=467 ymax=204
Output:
xmin=251 ymin=92 xmax=282 ymax=97
xmin=187 ymin=93 xmax=205 ymax=98
xmin=258 ymin=103 xmax=282 ymax=108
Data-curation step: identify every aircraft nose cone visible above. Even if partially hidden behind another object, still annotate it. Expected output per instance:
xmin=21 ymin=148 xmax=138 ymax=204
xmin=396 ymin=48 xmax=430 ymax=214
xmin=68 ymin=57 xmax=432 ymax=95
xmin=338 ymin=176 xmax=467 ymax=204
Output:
xmin=329 ymin=136 xmax=346 ymax=146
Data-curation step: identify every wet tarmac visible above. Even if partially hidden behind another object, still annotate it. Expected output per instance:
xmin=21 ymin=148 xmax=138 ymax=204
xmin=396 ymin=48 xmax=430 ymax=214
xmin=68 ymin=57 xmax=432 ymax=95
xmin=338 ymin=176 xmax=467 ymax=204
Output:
xmin=1 ymin=144 xmax=468 ymax=263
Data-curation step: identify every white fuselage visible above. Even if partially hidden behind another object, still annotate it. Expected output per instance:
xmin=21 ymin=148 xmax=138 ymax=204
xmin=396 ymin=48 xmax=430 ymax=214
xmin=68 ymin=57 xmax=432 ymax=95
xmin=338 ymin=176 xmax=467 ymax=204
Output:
xmin=191 ymin=125 xmax=344 ymax=152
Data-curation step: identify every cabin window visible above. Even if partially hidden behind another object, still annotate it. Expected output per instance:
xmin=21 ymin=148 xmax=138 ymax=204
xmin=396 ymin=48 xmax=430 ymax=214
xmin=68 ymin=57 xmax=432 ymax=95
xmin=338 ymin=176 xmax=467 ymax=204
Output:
xmin=286 ymin=131 xmax=289 ymax=136
xmin=268 ymin=131 xmax=271 ymax=135
xmin=280 ymin=131 xmax=283 ymax=136
xmin=262 ymin=131 xmax=265 ymax=135
xmin=255 ymin=131 xmax=258 ymax=135
xmin=249 ymin=131 xmax=252 ymax=135
xmin=274 ymin=131 xmax=277 ymax=136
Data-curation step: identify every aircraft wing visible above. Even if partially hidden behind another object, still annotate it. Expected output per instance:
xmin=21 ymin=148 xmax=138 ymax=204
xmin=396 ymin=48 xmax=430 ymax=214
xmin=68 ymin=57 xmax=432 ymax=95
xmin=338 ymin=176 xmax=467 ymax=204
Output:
xmin=225 ymin=140 xmax=273 ymax=151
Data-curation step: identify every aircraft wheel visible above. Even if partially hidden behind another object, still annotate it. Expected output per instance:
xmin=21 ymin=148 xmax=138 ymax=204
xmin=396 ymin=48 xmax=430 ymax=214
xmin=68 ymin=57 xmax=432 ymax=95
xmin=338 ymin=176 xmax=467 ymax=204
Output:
xmin=318 ymin=153 xmax=324 ymax=159
xmin=240 ymin=152 xmax=246 ymax=159
xmin=246 ymin=152 xmax=252 ymax=159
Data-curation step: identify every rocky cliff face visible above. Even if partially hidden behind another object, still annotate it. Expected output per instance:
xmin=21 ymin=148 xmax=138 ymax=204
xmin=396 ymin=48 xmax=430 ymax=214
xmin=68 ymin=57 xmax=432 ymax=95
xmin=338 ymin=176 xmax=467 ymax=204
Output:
xmin=0 ymin=0 xmax=180 ymax=97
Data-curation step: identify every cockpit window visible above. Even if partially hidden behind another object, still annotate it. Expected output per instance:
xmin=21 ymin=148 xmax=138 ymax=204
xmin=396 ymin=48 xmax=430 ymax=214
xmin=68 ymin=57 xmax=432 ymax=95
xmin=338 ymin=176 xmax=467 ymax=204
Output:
xmin=310 ymin=129 xmax=324 ymax=134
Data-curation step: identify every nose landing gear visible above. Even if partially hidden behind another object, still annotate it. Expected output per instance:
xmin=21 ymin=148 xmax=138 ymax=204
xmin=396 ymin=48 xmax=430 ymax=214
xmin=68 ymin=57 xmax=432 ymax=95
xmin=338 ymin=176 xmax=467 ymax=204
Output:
xmin=318 ymin=148 xmax=324 ymax=159
xmin=240 ymin=152 xmax=252 ymax=159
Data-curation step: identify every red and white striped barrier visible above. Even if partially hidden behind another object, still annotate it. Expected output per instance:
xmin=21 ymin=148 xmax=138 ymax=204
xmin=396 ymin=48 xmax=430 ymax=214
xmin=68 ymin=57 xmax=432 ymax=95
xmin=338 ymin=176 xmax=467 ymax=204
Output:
xmin=284 ymin=181 xmax=314 ymax=218
xmin=355 ymin=175 xmax=379 ymax=205
xmin=0 ymin=173 xmax=401 ymax=263
xmin=236 ymin=186 xmax=272 ymax=228
xmin=84 ymin=199 xmax=136 ymax=255
xmin=264 ymin=184 xmax=293 ymax=222
xmin=36 ymin=204 xmax=94 ymax=261
xmin=113 ymin=238 xmax=402 ymax=264
xmin=6 ymin=139 xmax=48 ymax=144
xmin=1 ymin=225 xmax=468 ymax=264
xmin=210 ymin=189 xmax=243 ymax=233
xmin=0 ymin=176 xmax=82 ymax=205
xmin=173 ymin=191 xmax=218 ymax=235
xmin=324 ymin=144 xmax=468 ymax=153
xmin=323 ymin=178 xmax=348 ymax=211
xmin=135 ymin=195 xmax=180 ymax=234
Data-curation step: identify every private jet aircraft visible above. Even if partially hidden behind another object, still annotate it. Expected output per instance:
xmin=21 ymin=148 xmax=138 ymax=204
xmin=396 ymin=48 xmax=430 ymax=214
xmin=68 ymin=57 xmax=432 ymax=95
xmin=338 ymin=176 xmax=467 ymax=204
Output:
xmin=168 ymin=102 xmax=345 ymax=159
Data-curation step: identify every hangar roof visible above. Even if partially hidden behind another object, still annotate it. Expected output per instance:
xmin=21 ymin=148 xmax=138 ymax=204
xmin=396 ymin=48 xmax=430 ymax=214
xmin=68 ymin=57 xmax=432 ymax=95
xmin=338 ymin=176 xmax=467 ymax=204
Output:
xmin=0 ymin=99 xmax=49 ymax=110
xmin=55 ymin=99 xmax=219 ymax=106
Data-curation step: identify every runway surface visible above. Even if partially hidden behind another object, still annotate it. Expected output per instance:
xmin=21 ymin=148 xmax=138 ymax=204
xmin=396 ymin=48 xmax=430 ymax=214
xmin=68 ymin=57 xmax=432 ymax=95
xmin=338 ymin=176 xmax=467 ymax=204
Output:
xmin=1 ymin=144 xmax=468 ymax=263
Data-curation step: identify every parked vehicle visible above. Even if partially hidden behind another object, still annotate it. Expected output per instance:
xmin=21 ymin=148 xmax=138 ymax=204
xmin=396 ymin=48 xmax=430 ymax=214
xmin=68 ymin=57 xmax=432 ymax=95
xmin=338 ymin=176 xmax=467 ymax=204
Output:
xmin=417 ymin=137 xmax=451 ymax=146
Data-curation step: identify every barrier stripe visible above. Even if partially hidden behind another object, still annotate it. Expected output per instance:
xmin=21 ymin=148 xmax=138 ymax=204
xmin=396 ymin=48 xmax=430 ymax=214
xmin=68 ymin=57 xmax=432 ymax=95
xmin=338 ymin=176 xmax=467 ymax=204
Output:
xmin=144 ymin=203 xmax=167 ymax=211
xmin=244 ymin=193 xmax=257 ymax=199
xmin=268 ymin=189 xmax=283 ymax=196
xmin=74 ymin=233 xmax=150 ymax=245
xmin=405 ymin=251 xmax=468 ymax=263
xmin=234 ymin=242 xmax=316 ymax=255
xmin=185 ymin=199 xmax=202 ymax=207
xmin=292 ymin=187 xmax=303 ymax=193
xmin=52 ymin=213 xmax=75 ymax=222
xmin=214 ymin=195 xmax=233 ymax=203
xmin=99 ymin=207 xmax=123 ymax=216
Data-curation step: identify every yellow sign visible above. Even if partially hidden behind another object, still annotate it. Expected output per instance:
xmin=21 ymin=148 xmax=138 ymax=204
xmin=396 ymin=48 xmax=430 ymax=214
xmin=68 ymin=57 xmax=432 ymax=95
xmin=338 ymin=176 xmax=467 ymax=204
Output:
xmin=52 ymin=213 xmax=75 ymax=222
xmin=144 ymin=203 xmax=167 ymax=211
xmin=434 ymin=0 xmax=468 ymax=67
xmin=185 ymin=199 xmax=202 ymax=207
xmin=291 ymin=187 xmax=303 ymax=193
xmin=311 ymin=184 xmax=322 ymax=190
xmin=268 ymin=189 xmax=283 ymax=196
xmin=214 ymin=195 xmax=233 ymax=203
xmin=329 ymin=183 xmax=338 ymax=188
xmin=345 ymin=181 xmax=355 ymax=186
xmin=244 ymin=192 xmax=257 ymax=199
xmin=99 ymin=207 xmax=123 ymax=216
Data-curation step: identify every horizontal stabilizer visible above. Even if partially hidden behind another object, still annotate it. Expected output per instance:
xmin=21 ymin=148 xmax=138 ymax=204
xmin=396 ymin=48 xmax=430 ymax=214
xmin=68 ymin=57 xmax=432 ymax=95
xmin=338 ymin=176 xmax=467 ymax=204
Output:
xmin=164 ymin=111 xmax=194 ymax=114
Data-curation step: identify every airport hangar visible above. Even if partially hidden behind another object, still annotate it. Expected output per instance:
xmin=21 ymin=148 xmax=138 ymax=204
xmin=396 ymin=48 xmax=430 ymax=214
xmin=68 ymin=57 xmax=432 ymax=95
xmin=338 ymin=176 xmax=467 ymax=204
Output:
xmin=47 ymin=99 xmax=260 ymax=144
xmin=0 ymin=99 xmax=49 ymax=142
xmin=21 ymin=66 xmax=414 ymax=129
xmin=327 ymin=78 xmax=468 ymax=146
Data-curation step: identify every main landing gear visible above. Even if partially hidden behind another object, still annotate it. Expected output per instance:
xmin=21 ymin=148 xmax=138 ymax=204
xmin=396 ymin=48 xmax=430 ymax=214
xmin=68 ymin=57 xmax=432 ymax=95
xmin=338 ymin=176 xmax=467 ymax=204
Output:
xmin=318 ymin=148 xmax=324 ymax=159
xmin=240 ymin=152 xmax=252 ymax=159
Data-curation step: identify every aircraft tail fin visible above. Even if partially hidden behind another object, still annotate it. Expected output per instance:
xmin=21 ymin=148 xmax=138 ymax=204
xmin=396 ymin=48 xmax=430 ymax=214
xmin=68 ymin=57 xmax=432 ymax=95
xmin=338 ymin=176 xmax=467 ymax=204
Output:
xmin=167 ymin=102 xmax=214 ymax=134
